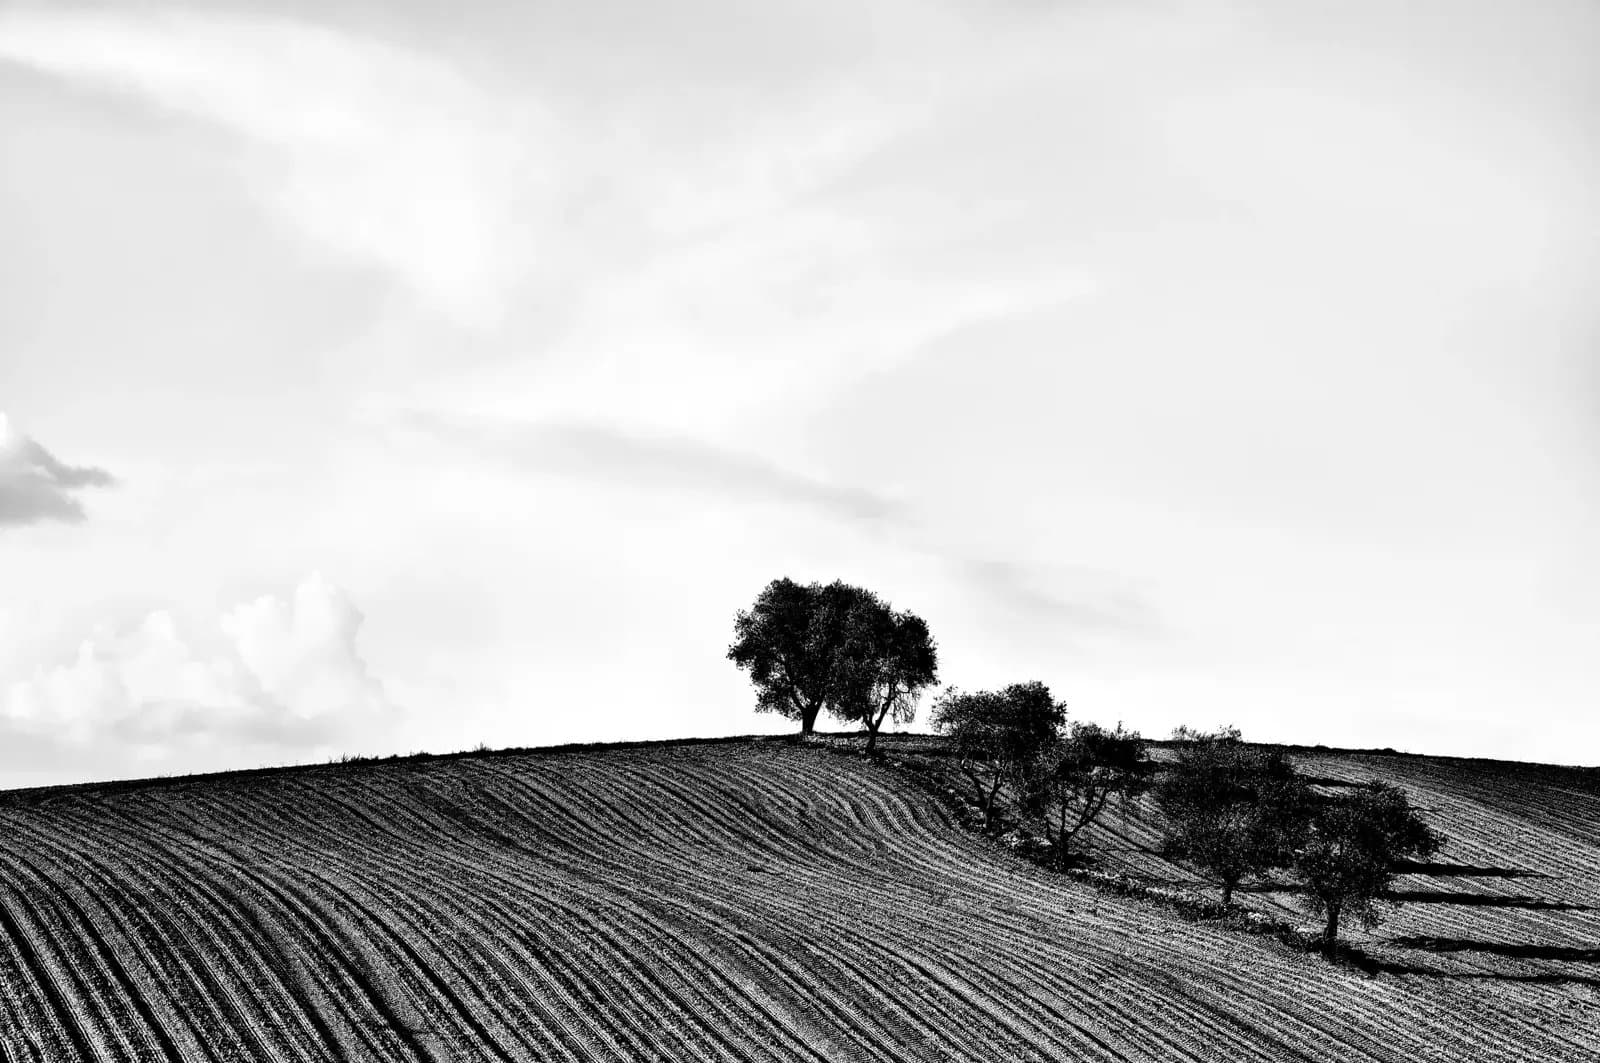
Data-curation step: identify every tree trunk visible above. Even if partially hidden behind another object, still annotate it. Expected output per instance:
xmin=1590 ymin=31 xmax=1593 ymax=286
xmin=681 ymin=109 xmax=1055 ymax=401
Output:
xmin=1221 ymin=879 xmax=1235 ymax=908
xmin=864 ymin=702 xmax=891 ymax=754
xmin=1324 ymin=904 xmax=1341 ymax=946
xmin=800 ymin=705 xmax=819 ymax=735
xmin=983 ymin=773 xmax=1004 ymax=831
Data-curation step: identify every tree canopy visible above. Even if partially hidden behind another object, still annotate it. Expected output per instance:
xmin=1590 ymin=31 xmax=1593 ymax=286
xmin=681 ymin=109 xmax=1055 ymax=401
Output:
xmin=727 ymin=578 xmax=935 ymax=741
xmin=1296 ymin=782 xmax=1444 ymax=945
xmin=931 ymin=681 xmax=1066 ymax=831
xmin=1154 ymin=726 xmax=1312 ymax=906
xmin=1028 ymin=722 xmax=1149 ymax=864
xmin=832 ymin=603 xmax=939 ymax=752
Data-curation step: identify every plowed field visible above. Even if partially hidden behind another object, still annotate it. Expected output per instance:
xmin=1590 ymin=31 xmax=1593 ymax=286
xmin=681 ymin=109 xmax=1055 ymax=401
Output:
xmin=0 ymin=739 xmax=1595 ymax=1061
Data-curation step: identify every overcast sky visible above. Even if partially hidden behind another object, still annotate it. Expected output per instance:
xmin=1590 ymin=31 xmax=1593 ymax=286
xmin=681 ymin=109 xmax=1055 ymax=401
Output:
xmin=1 ymin=0 xmax=1596 ymax=786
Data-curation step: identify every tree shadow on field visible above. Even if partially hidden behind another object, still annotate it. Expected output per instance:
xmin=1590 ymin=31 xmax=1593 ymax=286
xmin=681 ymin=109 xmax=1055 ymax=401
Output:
xmin=1390 ymin=859 xmax=1546 ymax=879
xmin=1332 ymin=942 xmax=1600 ymax=989
xmin=1294 ymin=776 xmax=1371 ymax=790
xmin=1381 ymin=890 xmax=1591 ymax=911
xmin=1387 ymin=937 xmax=1600 ymax=963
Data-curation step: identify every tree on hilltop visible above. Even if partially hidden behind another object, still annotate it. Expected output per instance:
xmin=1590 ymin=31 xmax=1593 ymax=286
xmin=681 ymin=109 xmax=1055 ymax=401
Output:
xmin=931 ymin=681 xmax=1066 ymax=831
xmin=1296 ymin=782 xmax=1444 ymax=946
xmin=832 ymin=603 xmax=939 ymax=753
xmin=1155 ymin=726 xmax=1312 ymax=907
xmin=727 ymin=578 xmax=936 ymax=741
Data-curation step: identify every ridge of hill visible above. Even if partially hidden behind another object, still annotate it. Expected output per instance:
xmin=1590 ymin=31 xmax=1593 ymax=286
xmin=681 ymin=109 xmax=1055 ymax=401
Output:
xmin=0 ymin=736 xmax=1594 ymax=1061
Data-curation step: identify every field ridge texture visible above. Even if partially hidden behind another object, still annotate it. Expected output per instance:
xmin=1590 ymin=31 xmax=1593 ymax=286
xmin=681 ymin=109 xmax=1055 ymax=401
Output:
xmin=0 ymin=739 xmax=1595 ymax=1061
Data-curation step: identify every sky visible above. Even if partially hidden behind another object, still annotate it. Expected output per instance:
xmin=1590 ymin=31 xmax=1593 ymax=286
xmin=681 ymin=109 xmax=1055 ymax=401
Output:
xmin=0 ymin=0 xmax=1596 ymax=787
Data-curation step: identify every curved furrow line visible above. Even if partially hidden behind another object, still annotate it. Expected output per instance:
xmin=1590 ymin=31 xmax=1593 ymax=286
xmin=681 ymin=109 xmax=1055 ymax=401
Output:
xmin=336 ymin=765 xmax=945 ymax=1063
xmin=883 ymin=755 xmax=1580 ymax=1043
xmin=488 ymin=760 xmax=1213 ymax=1063
xmin=293 ymin=871 xmax=516 ymax=1062
xmin=1382 ymin=761 xmax=1600 ymax=844
xmin=87 ymin=800 xmax=375 ymax=1062
xmin=745 ymin=755 xmax=1561 ymax=1063
xmin=863 ymin=899 xmax=1267 ymax=1063
xmin=338 ymin=776 xmax=870 ymax=1063
xmin=700 ymin=755 xmax=1561 ymax=1063
xmin=493 ymin=755 xmax=1267 ymax=1062
xmin=267 ymin=781 xmax=553 ymax=1063
xmin=1306 ymin=760 xmax=1599 ymax=877
xmin=0 ymin=909 xmax=52 ymax=1063
xmin=509 ymin=761 xmax=1082 ymax=1061
xmin=230 ymin=771 xmax=774 ymax=1063
xmin=169 ymin=790 xmax=541 ymax=1063
xmin=292 ymin=787 xmax=742 ymax=1063
xmin=83 ymin=798 xmax=359 ymax=1062
xmin=3 ymin=743 xmax=1593 ymax=1062
xmin=394 ymin=782 xmax=838 ymax=1063
xmin=0 ymin=851 xmax=150 ymax=1061
xmin=107 ymin=792 xmax=427 ymax=1061
xmin=1395 ymin=783 xmax=1596 ymax=882
xmin=292 ymin=858 xmax=632 ymax=1063
xmin=646 ymin=900 xmax=969 ymax=1063
xmin=294 ymin=789 xmax=758 ymax=1063
xmin=149 ymin=809 xmax=427 ymax=1063
xmin=3 ymin=810 xmax=262 ymax=1063
xmin=57 ymin=795 xmax=401 ymax=1062
xmin=0 ymin=866 xmax=100 ymax=1061
xmin=232 ymin=868 xmax=434 ymax=1062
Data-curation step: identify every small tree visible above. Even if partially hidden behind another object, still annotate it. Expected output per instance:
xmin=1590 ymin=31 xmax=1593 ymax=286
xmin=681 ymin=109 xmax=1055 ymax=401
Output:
xmin=1155 ymin=727 xmax=1312 ymax=907
xmin=832 ymin=602 xmax=939 ymax=753
xmin=931 ymin=681 xmax=1065 ymax=831
xmin=1029 ymin=722 xmax=1149 ymax=865
xmin=1296 ymin=783 xmax=1444 ymax=946
xmin=726 ymin=578 xmax=871 ymax=735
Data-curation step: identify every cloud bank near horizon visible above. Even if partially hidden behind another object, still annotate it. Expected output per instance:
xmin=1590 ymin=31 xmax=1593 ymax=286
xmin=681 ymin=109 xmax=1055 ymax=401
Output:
xmin=0 ymin=575 xmax=395 ymax=777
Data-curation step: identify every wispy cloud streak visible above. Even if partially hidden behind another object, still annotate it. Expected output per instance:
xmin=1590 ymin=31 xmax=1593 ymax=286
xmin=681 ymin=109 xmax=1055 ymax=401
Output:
xmin=0 ymin=9 xmax=538 ymax=330
xmin=399 ymin=411 xmax=902 ymax=523
xmin=0 ymin=415 xmax=116 ymax=527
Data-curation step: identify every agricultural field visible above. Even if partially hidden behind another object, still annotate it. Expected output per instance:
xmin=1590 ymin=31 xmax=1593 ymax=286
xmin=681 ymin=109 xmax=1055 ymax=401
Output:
xmin=0 ymin=737 xmax=1595 ymax=1062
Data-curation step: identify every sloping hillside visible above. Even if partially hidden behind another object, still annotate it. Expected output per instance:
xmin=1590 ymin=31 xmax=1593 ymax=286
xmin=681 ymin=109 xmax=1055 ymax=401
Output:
xmin=0 ymin=739 xmax=1594 ymax=1062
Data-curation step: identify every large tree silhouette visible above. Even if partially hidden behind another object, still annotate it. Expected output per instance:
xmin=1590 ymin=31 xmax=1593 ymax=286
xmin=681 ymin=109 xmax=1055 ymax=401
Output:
xmin=728 ymin=578 xmax=935 ymax=740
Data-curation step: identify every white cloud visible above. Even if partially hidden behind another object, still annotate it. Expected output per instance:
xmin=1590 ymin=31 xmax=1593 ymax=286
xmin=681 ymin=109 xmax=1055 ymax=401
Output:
xmin=220 ymin=574 xmax=391 ymax=721
xmin=0 ymin=9 xmax=540 ymax=330
xmin=1 ymin=574 xmax=393 ymax=756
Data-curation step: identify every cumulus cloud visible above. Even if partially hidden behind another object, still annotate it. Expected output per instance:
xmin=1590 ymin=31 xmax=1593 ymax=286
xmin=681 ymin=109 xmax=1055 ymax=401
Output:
xmin=0 ymin=413 xmax=115 ymax=526
xmin=1 ymin=574 xmax=392 ymax=754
